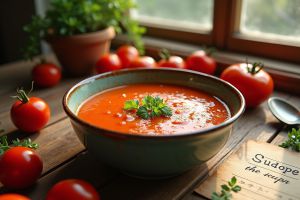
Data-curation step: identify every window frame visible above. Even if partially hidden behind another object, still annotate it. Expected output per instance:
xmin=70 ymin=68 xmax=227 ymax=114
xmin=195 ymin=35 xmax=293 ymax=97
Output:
xmin=135 ymin=0 xmax=300 ymax=64
xmin=226 ymin=0 xmax=300 ymax=63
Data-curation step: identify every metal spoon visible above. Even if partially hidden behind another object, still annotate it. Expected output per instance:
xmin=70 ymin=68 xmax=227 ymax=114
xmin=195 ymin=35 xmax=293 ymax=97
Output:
xmin=268 ymin=97 xmax=300 ymax=125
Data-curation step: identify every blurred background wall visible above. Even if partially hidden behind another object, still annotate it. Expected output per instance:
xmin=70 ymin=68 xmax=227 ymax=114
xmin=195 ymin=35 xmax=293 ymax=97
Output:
xmin=0 ymin=0 xmax=50 ymax=65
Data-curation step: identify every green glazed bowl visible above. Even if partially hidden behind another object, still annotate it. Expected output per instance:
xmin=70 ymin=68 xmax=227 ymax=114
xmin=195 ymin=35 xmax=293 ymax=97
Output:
xmin=63 ymin=68 xmax=245 ymax=178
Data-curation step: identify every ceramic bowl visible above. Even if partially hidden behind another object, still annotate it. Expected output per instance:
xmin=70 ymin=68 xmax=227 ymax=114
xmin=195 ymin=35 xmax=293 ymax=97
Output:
xmin=63 ymin=68 xmax=245 ymax=178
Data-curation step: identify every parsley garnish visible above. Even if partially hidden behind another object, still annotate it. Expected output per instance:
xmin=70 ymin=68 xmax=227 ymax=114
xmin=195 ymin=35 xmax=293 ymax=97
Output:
xmin=211 ymin=176 xmax=241 ymax=200
xmin=279 ymin=128 xmax=300 ymax=152
xmin=0 ymin=136 xmax=39 ymax=155
xmin=124 ymin=95 xmax=172 ymax=120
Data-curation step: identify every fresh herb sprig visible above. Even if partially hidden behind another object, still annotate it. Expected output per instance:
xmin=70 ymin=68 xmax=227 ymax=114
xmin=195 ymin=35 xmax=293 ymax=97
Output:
xmin=124 ymin=95 xmax=172 ymax=120
xmin=211 ymin=176 xmax=241 ymax=200
xmin=0 ymin=136 xmax=39 ymax=156
xmin=279 ymin=128 xmax=300 ymax=152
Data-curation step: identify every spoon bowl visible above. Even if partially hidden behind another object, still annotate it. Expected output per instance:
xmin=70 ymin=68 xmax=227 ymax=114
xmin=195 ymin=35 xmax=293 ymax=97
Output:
xmin=268 ymin=97 xmax=300 ymax=125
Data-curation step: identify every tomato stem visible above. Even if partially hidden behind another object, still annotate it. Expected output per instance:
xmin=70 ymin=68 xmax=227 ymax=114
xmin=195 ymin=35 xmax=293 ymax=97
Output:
xmin=203 ymin=46 xmax=216 ymax=57
xmin=245 ymin=58 xmax=264 ymax=75
xmin=159 ymin=49 xmax=170 ymax=60
xmin=11 ymin=82 xmax=34 ymax=104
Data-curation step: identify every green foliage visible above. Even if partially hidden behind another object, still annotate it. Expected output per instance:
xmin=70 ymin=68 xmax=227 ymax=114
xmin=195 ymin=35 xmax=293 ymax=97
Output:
xmin=23 ymin=0 xmax=145 ymax=60
xmin=279 ymin=128 xmax=300 ymax=152
xmin=211 ymin=176 xmax=241 ymax=200
xmin=0 ymin=136 xmax=39 ymax=156
xmin=124 ymin=100 xmax=139 ymax=110
xmin=124 ymin=95 xmax=172 ymax=120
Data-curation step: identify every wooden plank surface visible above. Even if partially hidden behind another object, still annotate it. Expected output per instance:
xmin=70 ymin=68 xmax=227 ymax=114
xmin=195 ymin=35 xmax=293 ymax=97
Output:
xmin=0 ymin=56 xmax=299 ymax=200
xmin=183 ymin=93 xmax=300 ymax=200
xmin=15 ymin=95 xmax=285 ymax=200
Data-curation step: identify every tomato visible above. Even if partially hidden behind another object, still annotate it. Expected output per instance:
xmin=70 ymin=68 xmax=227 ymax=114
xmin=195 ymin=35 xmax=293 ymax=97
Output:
xmin=32 ymin=62 xmax=61 ymax=88
xmin=0 ymin=194 xmax=30 ymax=200
xmin=220 ymin=62 xmax=274 ymax=108
xmin=157 ymin=50 xmax=185 ymax=69
xmin=116 ymin=45 xmax=139 ymax=68
xmin=128 ymin=56 xmax=157 ymax=68
xmin=95 ymin=54 xmax=122 ymax=73
xmin=46 ymin=179 xmax=100 ymax=200
xmin=0 ymin=147 xmax=43 ymax=189
xmin=11 ymin=89 xmax=50 ymax=132
xmin=185 ymin=50 xmax=216 ymax=75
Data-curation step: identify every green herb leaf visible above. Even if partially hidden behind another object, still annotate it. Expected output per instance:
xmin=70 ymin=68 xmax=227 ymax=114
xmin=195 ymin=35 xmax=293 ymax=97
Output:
xmin=232 ymin=185 xmax=241 ymax=193
xmin=211 ymin=176 xmax=241 ymax=200
xmin=221 ymin=185 xmax=230 ymax=191
xmin=124 ymin=95 xmax=172 ymax=120
xmin=279 ymin=128 xmax=300 ymax=152
xmin=160 ymin=106 xmax=172 ymax=117
xmin=124 ymin=100 xmax=139 ymax=110
xmin=23 ymin=0 xmax=145 ymax=60
xmin=0 ymin=136 xmax=39 ymax=156
xmin=230 ymin=176 xmax=237 ymax=186
xmin=0 ymin=136 xmax=10 ymax=156
xmin=12 ymin=138 xmax=39 ymax=149
xmin=137 ymin=106 xmax=149 ymax=120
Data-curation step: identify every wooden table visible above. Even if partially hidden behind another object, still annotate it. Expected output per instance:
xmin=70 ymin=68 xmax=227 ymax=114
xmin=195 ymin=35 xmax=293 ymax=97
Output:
xmin=0 ymin=55 xmax=299 ymax=200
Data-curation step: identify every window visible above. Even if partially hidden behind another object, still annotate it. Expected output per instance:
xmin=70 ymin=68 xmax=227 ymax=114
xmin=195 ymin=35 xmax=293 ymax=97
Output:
xmin=134 ymin=0 xmax=300 ymax=63
xmin=240 ymin=0 xmax=300 ymax=43
xmin=134 ymin=0 xmax=214 ymax=32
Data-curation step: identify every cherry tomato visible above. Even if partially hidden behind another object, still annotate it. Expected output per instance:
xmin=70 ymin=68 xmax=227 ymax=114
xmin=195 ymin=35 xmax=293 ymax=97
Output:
xmin=95 ymin=54 xmax=122 ymax=73
xmin=46 ymin=179 xmax=100 ymax=200
xmin=11 ymin=89 xmax=50 ymax=132
xmin=158 ymin=56 xmax=185 ymax=69
xmin=116 ymin=45 xmax=139 ymax=68
xmin=220 ymin=62 xmax=274 ymax=108
xmin=32 ymin=62 xmax=61 ymax=88
xmin=0 ymin=194 xmax=30 ymax=200
xmin=0 ymin=147 xmax=43 ymax=189
xmin=128 ymin=56 xmax=157 ymax=68
xmin=185 ymin=50 xmax=216 ymax=75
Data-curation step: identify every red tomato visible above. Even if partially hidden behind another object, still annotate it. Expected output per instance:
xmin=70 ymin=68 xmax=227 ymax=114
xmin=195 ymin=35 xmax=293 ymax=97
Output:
xmin=185 ymin=50 xmax=216 ymax=75
xmin=116 ymin=45 xmax=139 ymax=68
xmin=158 ymin=56 xmax=185 ymax=69
xmin=95 ymin=54 xmax=122 ymax=73
xmin=32 ymin=62 xmax=61 ymax=88
xmin=220 ymin=63 xmax=274 ymax=108
xmin=128 ymin=56 xmax=157 ymax=68
xmin=0 ymin=147 xmax=43 ymax=189
xmin=46 ymin=179 xmax=100 ymax=200
xmin=0 ymin=194 xmax=30 ymax=200
xmin=11 ymin=89 xmax=50 ymax=132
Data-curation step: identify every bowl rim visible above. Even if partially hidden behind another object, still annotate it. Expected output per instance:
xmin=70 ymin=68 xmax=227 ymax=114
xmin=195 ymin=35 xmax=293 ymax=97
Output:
xmin=63 ymin=68 xmax=245 ymax=139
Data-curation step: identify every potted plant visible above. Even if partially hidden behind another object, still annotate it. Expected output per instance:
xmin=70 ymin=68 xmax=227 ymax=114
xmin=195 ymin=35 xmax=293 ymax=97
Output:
xmin=23 ymin=0 xmax=145 ymax=76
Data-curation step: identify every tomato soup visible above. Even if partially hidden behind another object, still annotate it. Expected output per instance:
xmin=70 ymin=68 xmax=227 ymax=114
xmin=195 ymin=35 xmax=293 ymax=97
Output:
xmin=77 ymin=84 xmax=230 ymax=135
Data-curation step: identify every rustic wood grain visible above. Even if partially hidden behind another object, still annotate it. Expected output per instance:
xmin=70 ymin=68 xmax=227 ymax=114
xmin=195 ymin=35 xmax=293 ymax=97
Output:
xmin=183 ymin=93 xmax=300 ymax=200
xmin=0 ymin=118 xmax=85 ymax=192
xmin=0 ymin=55 xmax=58 ymax=95
xmin=0 ymin=79 xmax=78 ymax=136
xmin=0 ymin=57 xmax=299 ymax=200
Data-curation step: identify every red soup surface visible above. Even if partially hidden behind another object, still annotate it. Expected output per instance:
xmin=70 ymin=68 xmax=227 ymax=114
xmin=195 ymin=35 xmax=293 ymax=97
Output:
xmin=77 ymin=84 xmax=230 ymax=136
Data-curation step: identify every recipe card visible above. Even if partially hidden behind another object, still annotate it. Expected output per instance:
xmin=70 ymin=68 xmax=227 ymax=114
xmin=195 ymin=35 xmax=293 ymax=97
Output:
xmin=195 ymin=140 xmax=300 ymax=200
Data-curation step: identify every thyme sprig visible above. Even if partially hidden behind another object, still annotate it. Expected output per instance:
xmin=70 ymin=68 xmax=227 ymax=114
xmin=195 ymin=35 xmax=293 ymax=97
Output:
xmin=0 ymin=136 xmax=39 ymax=156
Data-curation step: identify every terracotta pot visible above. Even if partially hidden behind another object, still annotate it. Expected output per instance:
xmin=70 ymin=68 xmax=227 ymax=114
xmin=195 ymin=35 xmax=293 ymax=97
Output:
xmin=47 ymin=27 xmax=115 ymax=76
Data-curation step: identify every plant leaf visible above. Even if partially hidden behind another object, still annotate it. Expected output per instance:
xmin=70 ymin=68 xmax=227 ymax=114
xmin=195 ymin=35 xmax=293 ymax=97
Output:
xmin=137 ymin=106 xmax=149 ymax=119
xmin=124 ymin=99 xmax=139 ymax=110
xmin=232 ymin=185 xmax=241 ymax=192
xmin=221 ymin=184 xmax=230 ymax=191
xmin=230 ymin=176 xmax=237 ymax=186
